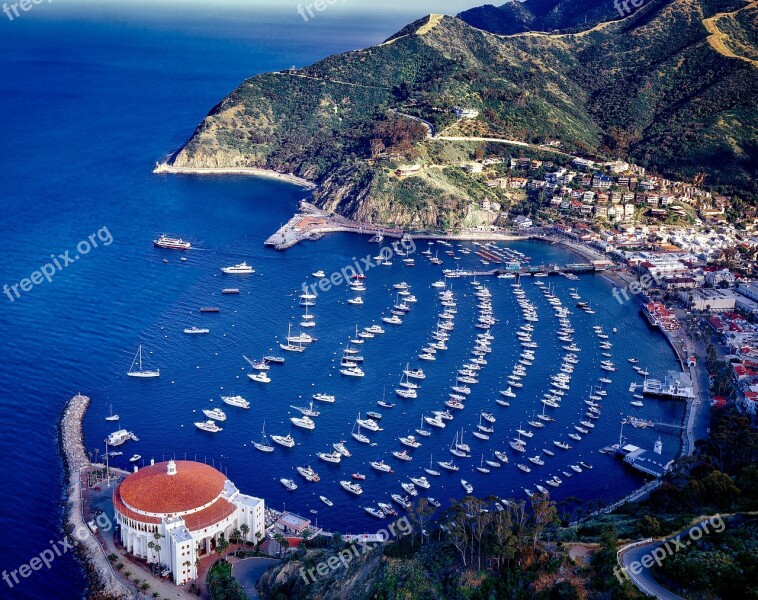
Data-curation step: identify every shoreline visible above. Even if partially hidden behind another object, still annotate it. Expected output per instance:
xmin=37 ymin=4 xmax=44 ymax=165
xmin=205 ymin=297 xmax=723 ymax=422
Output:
xmin=58 ymin=393 xmax=134 ymax=600
xmin=153 ymin=162 xmax=317 ymax=190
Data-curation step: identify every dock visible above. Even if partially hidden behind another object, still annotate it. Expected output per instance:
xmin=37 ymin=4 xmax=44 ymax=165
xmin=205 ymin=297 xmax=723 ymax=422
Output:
xmin=628 ymin=371 xmax=696 ymax=400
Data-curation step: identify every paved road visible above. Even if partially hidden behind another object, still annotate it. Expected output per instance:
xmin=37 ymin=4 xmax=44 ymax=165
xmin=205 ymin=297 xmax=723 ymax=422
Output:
xmin=619 ymin=517 xmax=725 ymax=599
xmin=232 ymin=557 xmax=280 ymax=599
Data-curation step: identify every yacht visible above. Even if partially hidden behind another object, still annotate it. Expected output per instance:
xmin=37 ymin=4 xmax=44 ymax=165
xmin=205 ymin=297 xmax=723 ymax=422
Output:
xmin=253 ymin=422 xmax=274 ymax=452
xmin=528 ymin=455 xmax=545 ymax=466
xmin=340 ymin=480 xmax=363 ymax=495
xmin=127 ymin=345 xmax=160 ymax=378
xmin=312 ymin=270 xmax=326 ymax=278
xmin=392 ymin=450 xmax=412 ymax=461
xmin=399 ymin=435 xmax=422 ymax=449
xmin=437 ymin=460 xmax=459 ymax=472
xmin=401 ymin=482 xmax=418 ymax=496
xmin=340 ymin=366 xmax=365 ymax=377
xmin=221 ymin=261 xmax=255 ymax=274
xmin=280 ymin=324 xmax=305 ymax=353
xmin=351 ymin=423 xmax=370 ymax=444
xmin=313 ymin=393 xmax=336 ymax=403
xmin=371 ymin=459 xmax=393 ymax=473
xmin=517 ymin=463 xmax=532 ymax=473
xmin=271 ymin=433 xmax=295 ymax=448
xmin=202 ymin=407 xmax=227 ymax=422
xmin=317 ymin=451 xmax=342 ymax=464
xmin=461 ymin=480 xmax=474 ymax=494
xmin=248 ymin=371 xmax=271 ymax=383
xmin=297 ymin=465 xmax=320 ymax=482
xmin=320 ymin=495 xmax=333 ymax=507
xmin=153 ymin=235 xmax=191 ymax=250
xmin=195 ymin=420 xmax=222 ymax=433
xmin=494 ymin=450 xmax=509 ymax=463
xmin=333 ymin=441 xmax=351 ymax=457
xmin=290 ymin=416 xmax=315 ymax=430
xmin=184 ymin=326 xmax=209 ymax=335
xmin=280 ymin=478 xmax=298 ymax=491
xmin=382 ymin=315 xmax=403 ymax=325
xmin=391 ymin=494 xmax=411 ymax=509
xmin=221 ymin=395 xmax=250 ymax=409
xmin=105 ymin=405 xmax=120 ymax=422
xmin=364 ymin=506 xmax=384 ymax=518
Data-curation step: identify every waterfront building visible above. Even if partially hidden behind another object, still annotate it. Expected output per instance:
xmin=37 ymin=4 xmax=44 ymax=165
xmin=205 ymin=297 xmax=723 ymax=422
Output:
xmin=113 ymin=460 xmax=265 ymax=585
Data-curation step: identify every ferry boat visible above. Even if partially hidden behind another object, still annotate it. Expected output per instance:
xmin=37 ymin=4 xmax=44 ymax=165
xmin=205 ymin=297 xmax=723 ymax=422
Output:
xmin=221 ymin=261 xmax=255 ymax=274
xmin=184 ymin=326 xmax=209 ymax=335
xmin=127 ymin=345 xmax=160 ymax=378
xmin=194 ymin=419 xmax=222 ymax=433
xmin=340 ymin=480 xmax=363 ymax=495
xmin=153 ymin=235 xmax=190 ymax=250
xmin=221 ymin=395 xmax=250 ymax=409
xmin=202 ymin=407 xmax=227 ymax=421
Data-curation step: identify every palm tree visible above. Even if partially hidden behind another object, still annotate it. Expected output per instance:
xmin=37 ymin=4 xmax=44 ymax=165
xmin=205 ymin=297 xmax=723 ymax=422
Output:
xmin=254 ymin=531 xmax=263 ymax=553
xmin=140 ymin=581 xmax=150 ymax=592
xmin=215 ymin=536 xmax=229 ymax=562
xmin=240 ymin=523 xmax=250 ymax=548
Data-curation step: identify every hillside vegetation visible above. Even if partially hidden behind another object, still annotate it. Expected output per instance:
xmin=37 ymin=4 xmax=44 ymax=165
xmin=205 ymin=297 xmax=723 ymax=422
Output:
xmin=168 ymin=1 xmax=757 ymax=228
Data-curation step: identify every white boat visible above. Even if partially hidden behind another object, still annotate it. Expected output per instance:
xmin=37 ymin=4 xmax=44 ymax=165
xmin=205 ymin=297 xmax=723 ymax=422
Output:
xmin=153 ymin=234 xmax=191 ymax=250
xmin=312 ymin=270 xmax=326 ymax=278
xmin=461 ymin=480 xmax=474 ymax=494
xmin=318 ymin=451 xmax=342 ymax=464
xmin=127 ymin=346 xmax=160 ymax=378
xmin=221 ymin=261 xmax=255 ymax=274
xmin=297 ymin=465 xmax=320 ymax=482
xmin=382 ymin=315 xmax=402 ymax=325
xmin=313 ymin=393 xmax=336 ymax=403
xmin=320 ymin=495 xmax=333 ymax=506
xmin=280 ymin=478 xmax=298 ymax=491
xmin=253 ymin=421 xmax=275 ymax=452
xmin=271 ymin=433 xmax=295 ymax=448
xmin=104 ymin=404 xmax=119 ymax=422
xmin=280 ymin=324 xmax=305 ymax=353
xmin=184 ymin=326 xmax=209 ymax=335
xmin=424 ymin=455 xmax=441 ymax=476
xmin=347 ymin=297 xmax=363 ymax=305
xmin=340 ymin=480 xmax=363 ymax=495
xmin=410 ymin=475 xmax=430 ymax=489
xmin=351 ymin=422 xmax=371 ymax=444
xmin=291 ymin=416 xmax=315 ymax=430
xmin=371 ymin=460 xmax=393 ymax=473
xmin=340 ymin=366 xmax=365 ymax=377
xmin=202 ymin=407 xmax=227 ymax=421
xmin=221 ymin=395 xmax=250 ymax=409
xmin=195 ymin=419 xmax=222 ymax=433
xmin=333 ymin=441 xmax=351 ymax=457
xmin=437 ymin=460 xmax=459 ymax=472
xmin=129 ymin=454 xmax=141 ymax=463
xmin=631 ymin=400 xmax=644 ymax=407
xmin=105 ymin=429 xmax=134 ymax=446
xmin=248 ymin=371 xmax=271 ymax=383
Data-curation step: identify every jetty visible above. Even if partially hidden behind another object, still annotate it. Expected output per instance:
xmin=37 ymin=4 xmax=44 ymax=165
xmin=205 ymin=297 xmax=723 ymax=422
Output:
xmin=59 ymin=393 xmax=134 ymax=599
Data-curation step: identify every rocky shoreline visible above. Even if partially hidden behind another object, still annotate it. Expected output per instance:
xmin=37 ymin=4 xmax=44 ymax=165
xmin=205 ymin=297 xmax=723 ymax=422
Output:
xmin=58 ymin=393 xmax=133 ymax=600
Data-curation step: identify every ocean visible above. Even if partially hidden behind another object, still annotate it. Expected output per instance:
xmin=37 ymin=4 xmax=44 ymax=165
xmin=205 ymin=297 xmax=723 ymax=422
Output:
xmin=0 ymin=3 xmax=683 ymax=598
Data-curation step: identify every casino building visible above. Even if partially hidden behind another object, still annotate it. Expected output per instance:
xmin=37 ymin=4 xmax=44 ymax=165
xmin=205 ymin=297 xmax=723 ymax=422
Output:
xmin=113 ymin=459 xmax=265 ymax=585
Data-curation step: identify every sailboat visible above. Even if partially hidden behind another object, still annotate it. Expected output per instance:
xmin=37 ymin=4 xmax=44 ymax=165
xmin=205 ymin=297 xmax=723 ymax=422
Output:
xmin=253 ymin=422 xmax=274 ymax=453
xmin=300 ymin=304 xmax=316 ymax=328
xmin=280 ymin=323 xmax=305 ymax=352
xmin=104 ymin=404 xmax=119 ymax=421
xmin=424 ymin=455 xmax=441 ymax=476
xmin=127 ymin=345 xmax=160 ymax=378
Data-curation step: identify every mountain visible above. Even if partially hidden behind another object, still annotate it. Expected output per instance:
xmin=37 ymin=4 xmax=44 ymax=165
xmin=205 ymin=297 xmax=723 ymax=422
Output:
xmin=167 ymin=1 xmax=757 ymax=229
xmin=458 ymin=0 xmax=624 ymax=35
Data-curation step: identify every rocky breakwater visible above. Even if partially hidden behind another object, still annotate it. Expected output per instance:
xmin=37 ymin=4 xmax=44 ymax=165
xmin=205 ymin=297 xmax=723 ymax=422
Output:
xmin=59 ymin=393 xmax=133 ymax=600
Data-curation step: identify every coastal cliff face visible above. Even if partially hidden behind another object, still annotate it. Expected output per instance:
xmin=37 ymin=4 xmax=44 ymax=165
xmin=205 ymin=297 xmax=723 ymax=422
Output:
xmin=169 ymin=2 xmax=758 ymax=227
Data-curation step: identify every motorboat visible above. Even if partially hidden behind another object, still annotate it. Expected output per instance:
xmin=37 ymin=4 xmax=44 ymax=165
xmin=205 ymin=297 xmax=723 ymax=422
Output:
xmin=340 ymin=480 xmax=363 ymax=495
xmin=221 ymin=395 xmax=250 ymax=409
xmin=184 ymin=326 xmax=209 ymax=335
xmin=280 ymin=478 xmax=298 ymax=491
xmin=297 ymin=465 xmax=320 ymax=482
xmin=194 ymin=420 xmax=222 ymax=433
xmin=221 ymin=261 xmax=254 ymax=274
xmin=271 ymin=433 xmax=295 ymax=448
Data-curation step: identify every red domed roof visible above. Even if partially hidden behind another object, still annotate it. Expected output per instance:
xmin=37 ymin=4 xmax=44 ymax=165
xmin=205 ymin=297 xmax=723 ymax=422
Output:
xmin=116 ymin=460 xmax=227 ymax=514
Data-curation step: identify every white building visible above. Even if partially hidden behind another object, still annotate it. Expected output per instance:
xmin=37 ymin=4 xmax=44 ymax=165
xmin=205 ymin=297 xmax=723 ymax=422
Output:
xmin=705 ymin=268 xmax=735 ymax=287
xmin=738 ymin=282 xmax=758 ymax=303
xmin=685 ymin=289 xmax=737 ymax=312
xmin=113 ymin=460 xmax=265 ymax=585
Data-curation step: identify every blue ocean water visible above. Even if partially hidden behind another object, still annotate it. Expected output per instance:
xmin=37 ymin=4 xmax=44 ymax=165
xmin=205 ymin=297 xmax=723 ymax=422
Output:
xmin=0 ymin=4 xmax=682 ymax=598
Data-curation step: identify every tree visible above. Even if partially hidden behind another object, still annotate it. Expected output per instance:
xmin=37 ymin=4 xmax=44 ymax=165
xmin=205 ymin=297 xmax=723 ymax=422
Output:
xmin=140 ymin=582 xmax=150 ymax=592
xmin=216 ymin=536 xmax=230 ymax=562
xmin=239 ymin=523 xmax=250 ymax=547
xmin=638 ymin=514 xmax=661 ymax=537
xmin=254 ymin=530 xmax=263 ymax=553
